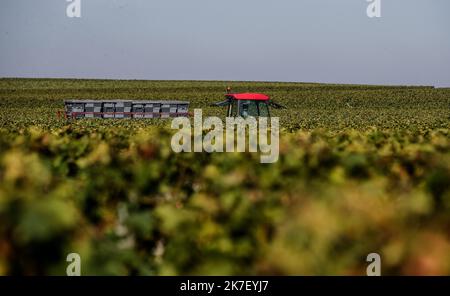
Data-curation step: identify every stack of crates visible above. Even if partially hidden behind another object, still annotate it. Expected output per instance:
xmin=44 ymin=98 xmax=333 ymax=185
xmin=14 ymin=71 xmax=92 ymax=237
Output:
xmin=64 ymin=100 xmax=189 ymax=119
xmin=160 ymin=102 xmax=178 ymax=118
xmin=144 ymin=101 xmax=160 ymax=118
xmin=132 ymin=102 xmax=144 ymax=118
xmin=113 ymin=101 xmax=132 ymax=118
xmin=103 ymin=102 xmax=115 ymax=118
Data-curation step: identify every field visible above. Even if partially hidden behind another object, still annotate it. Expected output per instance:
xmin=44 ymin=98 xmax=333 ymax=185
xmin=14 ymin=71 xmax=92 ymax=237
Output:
xmin=0 ymin=78 xmax=450 ymax=275
xmin=1 ymin=79 xmax=449 ymax=131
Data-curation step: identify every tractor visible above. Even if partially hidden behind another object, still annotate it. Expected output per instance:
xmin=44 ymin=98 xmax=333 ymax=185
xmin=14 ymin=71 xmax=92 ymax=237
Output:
xmin=212 ymin=89 xmax=284 ymax=118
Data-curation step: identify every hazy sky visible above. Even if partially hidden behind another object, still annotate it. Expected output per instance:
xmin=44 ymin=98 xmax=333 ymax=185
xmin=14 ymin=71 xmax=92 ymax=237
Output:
xmin=1 ymin=0 xmax=449 ymax=86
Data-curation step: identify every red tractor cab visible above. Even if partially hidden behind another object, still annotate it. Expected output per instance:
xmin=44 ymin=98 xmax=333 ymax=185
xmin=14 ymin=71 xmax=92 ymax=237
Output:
xmin=213 ymin=92 xmax=284 ymax=118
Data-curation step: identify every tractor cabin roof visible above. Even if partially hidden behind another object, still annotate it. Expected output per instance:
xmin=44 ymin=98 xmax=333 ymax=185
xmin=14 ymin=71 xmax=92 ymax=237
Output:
xmin=226 ymin=93 xmax=270 ymax=101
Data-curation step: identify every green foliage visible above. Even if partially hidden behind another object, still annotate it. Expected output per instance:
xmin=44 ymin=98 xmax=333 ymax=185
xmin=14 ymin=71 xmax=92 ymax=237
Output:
xmin=0 ymin=126 xmax=449 ymax=275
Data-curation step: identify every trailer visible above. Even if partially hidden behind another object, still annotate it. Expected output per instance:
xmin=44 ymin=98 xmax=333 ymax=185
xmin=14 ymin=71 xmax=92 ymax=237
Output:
xmin=62 ymin=100 xmax=190 ymax=119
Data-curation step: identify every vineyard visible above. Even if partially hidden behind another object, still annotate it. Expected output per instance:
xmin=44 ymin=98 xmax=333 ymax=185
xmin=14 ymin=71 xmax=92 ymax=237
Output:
xmin=0 ymin=78 xmax=449 ymax=275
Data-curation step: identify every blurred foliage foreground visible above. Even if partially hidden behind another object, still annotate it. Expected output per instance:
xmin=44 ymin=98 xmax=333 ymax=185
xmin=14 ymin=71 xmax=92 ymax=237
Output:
xmin=0 ymin=126 xmax=450 ymax=275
